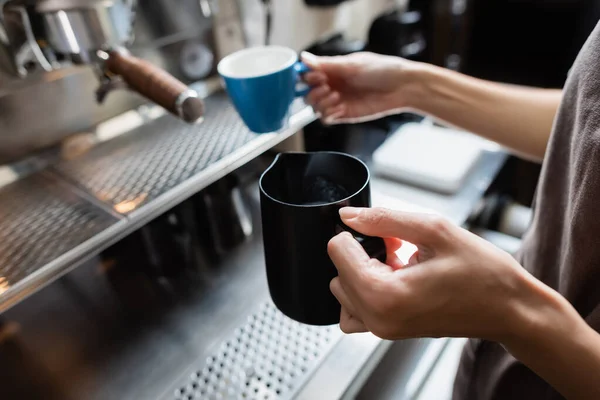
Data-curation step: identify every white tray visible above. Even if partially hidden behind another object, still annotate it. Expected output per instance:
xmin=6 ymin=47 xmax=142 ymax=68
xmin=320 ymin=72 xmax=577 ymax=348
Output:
xmin=372 ymin=122 xmax=487 ymax=194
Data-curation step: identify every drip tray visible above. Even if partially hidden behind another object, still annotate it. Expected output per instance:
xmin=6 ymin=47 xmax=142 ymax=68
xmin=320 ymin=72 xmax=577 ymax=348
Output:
xmin=165 ymin=302 xmax=343 ymax=400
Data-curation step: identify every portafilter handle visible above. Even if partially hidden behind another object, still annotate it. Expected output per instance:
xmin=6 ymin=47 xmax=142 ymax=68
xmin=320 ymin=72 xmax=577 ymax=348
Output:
xmin=103 ymin=48 xmax=205 ymax=123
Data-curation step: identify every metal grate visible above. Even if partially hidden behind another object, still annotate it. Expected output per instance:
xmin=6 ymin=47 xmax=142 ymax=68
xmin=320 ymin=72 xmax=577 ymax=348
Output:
xmin=52 ymin=92 xmax=307 ymax=215
xmin=169 ymin=302 xmax=343 ymax=400
xmin=0 ymin=173 xmax=119 ymax=288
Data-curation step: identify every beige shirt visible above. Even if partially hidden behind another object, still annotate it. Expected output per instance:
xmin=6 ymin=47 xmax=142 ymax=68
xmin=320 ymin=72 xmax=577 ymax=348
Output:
xmin=452 ymin=20 xmax=600 ymax=400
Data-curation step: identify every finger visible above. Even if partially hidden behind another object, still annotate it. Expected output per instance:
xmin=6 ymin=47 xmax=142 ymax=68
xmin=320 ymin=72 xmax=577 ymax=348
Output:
xmin=328 ymin=232 xmax=391 ymax=287
xmin=303 ymin=71 xmax=327 ymax=86
xmin=330 ymin=278 xmax=367 ymax=333
xmin=300 ymin=51 xmax=321 ymax=69
xmin=330 ymin=277 xmax=361 ymax=316
xmin=316 ymin=91 xmax=341 ymax=111
xmin=306 ymin=85 xmax=331 ymax=107
xmin=339 ymin=307 xmax=367 ymax=334
xmin=301 ymin=51 xmax=345 ymax=73
xmin=328 ymin=232 xmax=369 ymax=282
xmin=322 ymin=104 xmax=346 ymax=124
xmin=339 ymin=207 xmax=450 ymax=247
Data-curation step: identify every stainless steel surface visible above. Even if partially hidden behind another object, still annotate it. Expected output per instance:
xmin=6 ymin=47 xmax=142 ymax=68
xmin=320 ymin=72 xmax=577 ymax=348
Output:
xmin=163 ymin=302 xmax=343 ymax=400
xmin=0 ymin=116 xmax=507 ymax=400
xmin=0 ymin=186 xmax=276 ymax=400
xmin=0 ymin=141 xmax=504 ymax=400
xmin=199 ymin=0 xmax=214 ymax=18
xmin=0 ymin=93 xmax=315 ymax=314
xmin=132 ymin=0 xmax=211 ymax=45
xmin=41 ymin=1 xmax=134 ymax=61
xmin=52 ymin=92 xmax=307 ymax=214
xmin=0 ymin=0 xmax=219 ymax=163
xmin=34 ymin=0 xmax=123 ymax=12
xmin=176 ymin=88 xmax=204 ymax=122
xmin=1 ymin=3 xmax=53 ymax=76
xmin=296 ymin=333 xmax=392 ymax=400
xmin=0 ymin=67 xmax=146 ymax=165
xmin=0 ymin=179 xmax=349 ymax=400
xmin=0 ymin=0 xmax=10 ymax=51
xmin=1 ymin=1 xmax=31 ymax=77
xmin=1 ymin=0 xmax=135 ymax=76
xmin=0 ymin=171 xmax=120 ymax=290
xmin=355 ymin=338 xmax=451 ymax=400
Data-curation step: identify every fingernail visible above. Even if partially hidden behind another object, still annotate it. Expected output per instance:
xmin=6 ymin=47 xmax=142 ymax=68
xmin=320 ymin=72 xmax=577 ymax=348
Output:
xmin=340 ymin=207 xmax=359 ymax=219
xmin=301 ymin=51 xmax=319 ymax=66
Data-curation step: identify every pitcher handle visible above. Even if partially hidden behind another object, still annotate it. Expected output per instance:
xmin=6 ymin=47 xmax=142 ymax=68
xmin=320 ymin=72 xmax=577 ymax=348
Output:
xmin=335 ymin=222 xmax=388 ymax=263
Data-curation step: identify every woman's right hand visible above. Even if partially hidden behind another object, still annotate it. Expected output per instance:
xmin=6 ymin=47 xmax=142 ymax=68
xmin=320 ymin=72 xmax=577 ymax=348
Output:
xmin=301 ymin=51 xmax=419 ymax=124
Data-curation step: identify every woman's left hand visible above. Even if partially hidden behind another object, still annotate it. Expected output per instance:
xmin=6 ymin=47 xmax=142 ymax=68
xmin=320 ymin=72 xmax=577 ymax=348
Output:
xmin=327 ymin=207 xmax=551 ymax=343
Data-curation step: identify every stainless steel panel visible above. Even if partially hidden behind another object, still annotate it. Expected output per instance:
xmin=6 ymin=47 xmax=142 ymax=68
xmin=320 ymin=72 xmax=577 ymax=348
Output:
xmin=0 ymin=67 xmax=145 ymax=165
xmin=132 ymin=0 xmax=210 ymax=44
xmin=52 ymin=92 xmax=307 ymax=214
xmin=355 ymin=338 xmax=451 ymax=400
xmin=0 ymin=94 xmax=315 ymax=314
xmin=0 ymin=152 xmax=491 ymax=400
xmin=0 ymin=172 xmax=119 ymax=291
xmin=163 ymin=302 xmax=343 ymax=400
xmin=0 ymin=120 xmax=507 ymax=400
xmin=0 ymin=0 xmax=221 ymax=164
xmin=41 ymin=2 xmax=134 ymax=57
xmin=0 ymin=181 xmax=329 ymax=400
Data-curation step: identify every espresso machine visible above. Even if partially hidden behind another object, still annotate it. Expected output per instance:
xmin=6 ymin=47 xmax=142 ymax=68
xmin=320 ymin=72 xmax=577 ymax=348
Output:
xmin=0 ymin=0 xmax=218 ymax=163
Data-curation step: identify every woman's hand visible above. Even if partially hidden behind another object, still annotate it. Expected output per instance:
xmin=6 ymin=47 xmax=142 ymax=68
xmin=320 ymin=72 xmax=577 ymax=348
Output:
xmin=327 ymin=206 xmax=554 ymax=343
xmin=327 ymin=206 xmax=600 ymax=399
xmin=301 ymin=51 xmax=418 ymax=124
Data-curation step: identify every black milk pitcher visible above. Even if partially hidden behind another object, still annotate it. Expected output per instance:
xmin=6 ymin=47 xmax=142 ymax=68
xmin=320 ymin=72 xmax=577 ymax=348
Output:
xmin=259 ymin=151 xmax=387 ymax=325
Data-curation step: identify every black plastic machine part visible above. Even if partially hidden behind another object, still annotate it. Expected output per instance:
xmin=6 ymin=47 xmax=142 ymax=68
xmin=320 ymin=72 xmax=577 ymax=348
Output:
xmin=259 ymin=151 xmax=387 ymax=325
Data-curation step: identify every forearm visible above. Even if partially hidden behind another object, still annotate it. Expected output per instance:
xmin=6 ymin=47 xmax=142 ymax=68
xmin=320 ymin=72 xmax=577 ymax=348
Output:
xmin=402 ymin=64 xmax=562 ymax=161
xmin=506 ymin=278 xmax=600 ymax=399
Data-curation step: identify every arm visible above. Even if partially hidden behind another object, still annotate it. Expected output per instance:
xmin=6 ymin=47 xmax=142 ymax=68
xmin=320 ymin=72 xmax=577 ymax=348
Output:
xmin=507 ymin=286 xmax=600 ymax=399
xmin=302 ymin=52 xmax=562 ymax=162
xmin=405 ymin=64 xmax=563 ymax=161
xmin=326 ymin=207 xmax=600 ymax=399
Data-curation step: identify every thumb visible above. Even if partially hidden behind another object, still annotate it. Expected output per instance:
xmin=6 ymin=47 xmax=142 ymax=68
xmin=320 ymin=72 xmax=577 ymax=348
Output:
xmin=339 ymin=207 xmax=450 ymax=248
xmin=301 ymin=51 xmax=350 ymax=75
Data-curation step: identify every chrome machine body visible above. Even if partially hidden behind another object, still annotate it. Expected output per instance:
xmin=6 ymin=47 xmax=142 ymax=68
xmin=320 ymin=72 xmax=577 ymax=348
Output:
xmin=0 ymin=0 xmax=217 ymax=164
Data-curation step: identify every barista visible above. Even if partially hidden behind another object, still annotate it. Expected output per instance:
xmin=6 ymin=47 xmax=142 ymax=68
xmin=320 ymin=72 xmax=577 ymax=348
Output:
xmin=300 ymin=21 xmax=600 ymax=400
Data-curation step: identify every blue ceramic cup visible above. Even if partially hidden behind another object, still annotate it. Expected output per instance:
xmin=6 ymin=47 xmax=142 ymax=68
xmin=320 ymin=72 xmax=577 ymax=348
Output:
xmin=217 ymin=46 xmax=310 ymax=134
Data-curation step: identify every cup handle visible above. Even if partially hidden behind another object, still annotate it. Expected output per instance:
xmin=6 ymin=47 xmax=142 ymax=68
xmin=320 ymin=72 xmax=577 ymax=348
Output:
xmin=294 ymin=61 xmax=312 ymax=97
xmin=335 ymin=223 xmax=387 ymax=263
